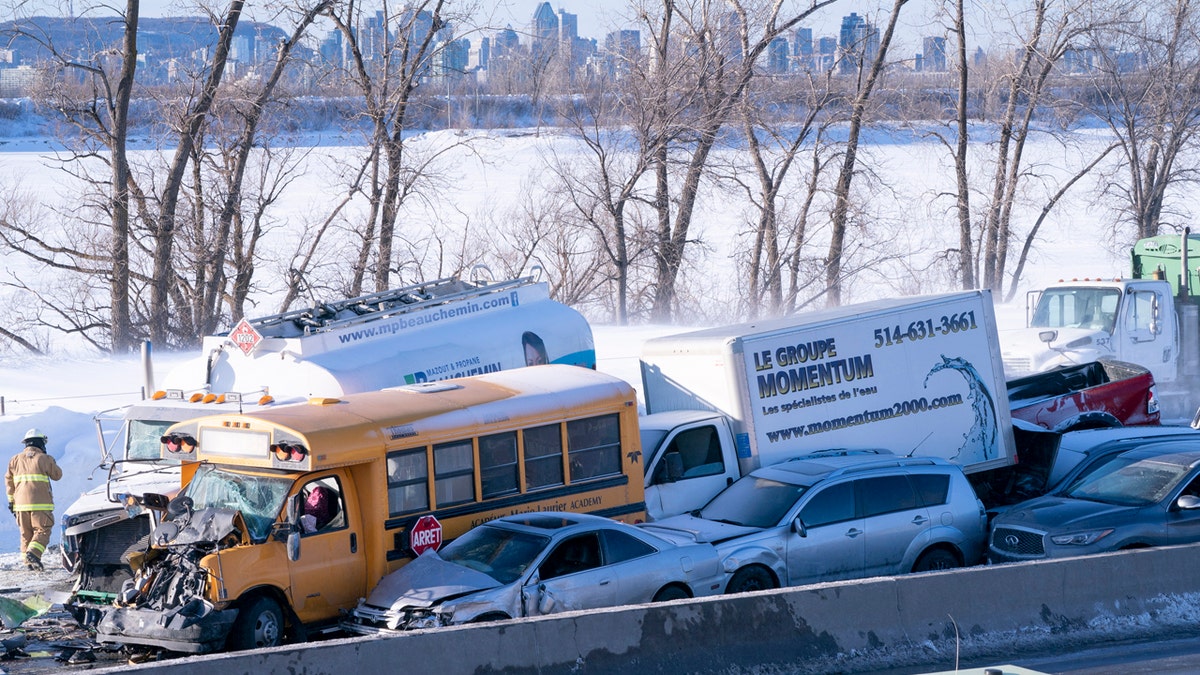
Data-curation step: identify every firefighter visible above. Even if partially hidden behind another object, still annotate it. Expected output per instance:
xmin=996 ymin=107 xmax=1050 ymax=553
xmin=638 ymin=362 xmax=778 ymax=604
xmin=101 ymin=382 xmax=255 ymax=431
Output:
xmin=5 ymin=428 xmax=63 ymax=571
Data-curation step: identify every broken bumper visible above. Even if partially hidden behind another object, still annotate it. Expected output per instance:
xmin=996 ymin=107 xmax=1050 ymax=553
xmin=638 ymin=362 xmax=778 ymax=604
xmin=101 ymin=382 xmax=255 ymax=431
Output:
xmin=96 ymin=604 xmax=237 ymax=654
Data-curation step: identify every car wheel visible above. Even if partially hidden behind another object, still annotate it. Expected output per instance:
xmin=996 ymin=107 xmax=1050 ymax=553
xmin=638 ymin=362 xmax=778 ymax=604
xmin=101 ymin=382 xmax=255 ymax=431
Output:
xmin=726 ymin=565 xmax=776 ymax=594
xmin=912 ymin=548 xmax=960 ymax=573
xmin=652 ymin=585 xmax=690 ymax=602
xmin=227 ymin=596 xmax=284 ymax=651
xmin=469 ymin=612 xmax=511 ymax=624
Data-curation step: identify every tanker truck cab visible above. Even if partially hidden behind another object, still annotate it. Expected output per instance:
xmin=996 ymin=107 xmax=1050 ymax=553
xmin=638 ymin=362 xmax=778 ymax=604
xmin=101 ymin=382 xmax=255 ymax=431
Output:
xmin=95 ymin=365 xmax=645 ymax=655
xmin=1001 ymin=279 xmax=1177 ymax=385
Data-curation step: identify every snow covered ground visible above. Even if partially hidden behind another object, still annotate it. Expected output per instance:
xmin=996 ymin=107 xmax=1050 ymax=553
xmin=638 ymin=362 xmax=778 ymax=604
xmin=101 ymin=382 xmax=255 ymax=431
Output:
xmin=0 ymin=125 xmax=1136 ymax=555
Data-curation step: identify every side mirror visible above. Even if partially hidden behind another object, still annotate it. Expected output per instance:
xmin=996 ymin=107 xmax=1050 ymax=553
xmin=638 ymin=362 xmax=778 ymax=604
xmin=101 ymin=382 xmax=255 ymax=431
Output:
xmin=664 ymin=452 xmax=684 ymax=483
xmin=285 ymin=493 xmax=303 ymax=561
xmin=1178 ymin=494 xmax=1200 ymax=510
xmin=1038 ymin=330 xmax=1058 ymax=345
xmin=142 ymin=493 xmax=170 ymax=511
xmin=792 ymin=517 xmax=807 ymax=538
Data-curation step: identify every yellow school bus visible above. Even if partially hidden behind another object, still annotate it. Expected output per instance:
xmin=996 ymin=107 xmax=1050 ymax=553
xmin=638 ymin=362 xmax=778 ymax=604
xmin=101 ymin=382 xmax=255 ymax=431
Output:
xmin=95 ymin=365 xmax=644 ymax=654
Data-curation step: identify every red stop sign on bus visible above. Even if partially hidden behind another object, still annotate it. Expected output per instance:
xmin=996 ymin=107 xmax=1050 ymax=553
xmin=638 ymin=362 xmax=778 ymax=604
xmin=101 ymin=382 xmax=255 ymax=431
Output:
xmin=410 ymin=515 xmax=443 ymax=555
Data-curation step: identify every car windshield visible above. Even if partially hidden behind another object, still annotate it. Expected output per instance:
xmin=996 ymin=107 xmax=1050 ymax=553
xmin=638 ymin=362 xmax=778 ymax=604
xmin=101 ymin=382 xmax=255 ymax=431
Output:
xmin=180 ymin=464 xmax=294 ymax=542
xmin=438 ymin=524 xmax=551 ymax=585
xmin=698 ymin=475 xmax=807 ymax=528
xmin=1063 ymin=454 xmax=1193 ymax=506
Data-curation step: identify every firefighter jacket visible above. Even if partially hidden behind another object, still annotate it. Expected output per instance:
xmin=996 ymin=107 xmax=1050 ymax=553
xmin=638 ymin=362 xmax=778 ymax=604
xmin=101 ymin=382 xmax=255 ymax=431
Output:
xmin=5 ymin=445 xmax=63 ymax=512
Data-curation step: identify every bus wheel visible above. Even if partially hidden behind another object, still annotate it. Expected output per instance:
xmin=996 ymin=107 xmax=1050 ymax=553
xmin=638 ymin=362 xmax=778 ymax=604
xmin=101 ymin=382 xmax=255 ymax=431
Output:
xmin=228 ymin=596 xmax=284 ymax=651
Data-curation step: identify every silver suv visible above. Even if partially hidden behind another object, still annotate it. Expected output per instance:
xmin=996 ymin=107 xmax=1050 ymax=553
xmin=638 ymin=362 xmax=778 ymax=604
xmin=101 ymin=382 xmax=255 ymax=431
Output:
xmin=643 ymin=452 xmax=987 ymax=593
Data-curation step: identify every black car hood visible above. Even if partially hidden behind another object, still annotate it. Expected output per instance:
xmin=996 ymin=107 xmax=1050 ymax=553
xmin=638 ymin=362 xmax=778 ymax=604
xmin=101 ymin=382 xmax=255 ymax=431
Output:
xmin=997 ymin=495 xmax=1145 ymax=531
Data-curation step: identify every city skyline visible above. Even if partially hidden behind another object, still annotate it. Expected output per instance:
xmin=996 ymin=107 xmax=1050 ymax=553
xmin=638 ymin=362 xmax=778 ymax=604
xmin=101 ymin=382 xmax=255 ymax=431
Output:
xmin=54 ymin=0 xmax=950 ymax=51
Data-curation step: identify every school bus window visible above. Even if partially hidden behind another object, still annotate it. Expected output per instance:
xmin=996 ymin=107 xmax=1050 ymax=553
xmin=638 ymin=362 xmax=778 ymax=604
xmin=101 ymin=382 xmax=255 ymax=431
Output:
xmin=523 ymin=423 xmax=564 ymax=490
xmin=480 ymin=431 xmax=519 ymax=499
xmin=435 ymin=440 xmax=475 ymax=507
xmin=387 ymin=449 xmax=429 ymax=516
xmin=299 ymin=476 xmax=345 ymax=535
xmin=567 ymin=414 xmax=621 ymax=482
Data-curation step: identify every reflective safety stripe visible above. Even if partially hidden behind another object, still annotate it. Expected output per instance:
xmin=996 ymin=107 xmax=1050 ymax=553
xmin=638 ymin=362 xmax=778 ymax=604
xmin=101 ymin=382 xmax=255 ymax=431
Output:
xmin=27 ymin=541 xmax=46 ymax=554
xmin=13 ymin=503 xmax=54 ymax=511
xmin=12 ymin=474 xmax=51 ymax=483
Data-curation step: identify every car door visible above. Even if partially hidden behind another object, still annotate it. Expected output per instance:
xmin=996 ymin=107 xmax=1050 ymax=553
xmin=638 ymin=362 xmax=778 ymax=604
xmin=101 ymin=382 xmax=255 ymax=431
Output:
xmin=288 ymin=473 xmax=367 ymax=622
xmin=786 ymin=480 xmax=865 ymax=585
xmin=858 ymin=474 xmax=931 ymax=577
xmin=1162 ymin=474 xmax=1200 ymax=546
xmin=522 ymin=532 xmax=616 ymax=615
xmin=600 ymin=529 xmax=663 ymax=605
xmin=647 ymin=423 xmax=735 ymax=520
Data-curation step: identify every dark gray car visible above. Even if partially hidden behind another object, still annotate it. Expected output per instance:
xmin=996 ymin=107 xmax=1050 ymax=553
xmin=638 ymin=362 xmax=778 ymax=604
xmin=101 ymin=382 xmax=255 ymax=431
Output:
xmin=990 ymin=441 xmax=1200 ymax=562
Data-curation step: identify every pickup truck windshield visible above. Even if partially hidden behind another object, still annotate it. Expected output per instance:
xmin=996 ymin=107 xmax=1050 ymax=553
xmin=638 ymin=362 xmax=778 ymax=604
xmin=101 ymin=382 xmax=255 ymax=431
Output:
xmin=129 ymin=420 xmax=180 ymax=461
xmin=181 ymin=464 xmax=293 ymax=542
xmin=1031 ymin=287 xmax=1120 ymax=332
xmin=699 ymin=476 xmax=808 ymax=528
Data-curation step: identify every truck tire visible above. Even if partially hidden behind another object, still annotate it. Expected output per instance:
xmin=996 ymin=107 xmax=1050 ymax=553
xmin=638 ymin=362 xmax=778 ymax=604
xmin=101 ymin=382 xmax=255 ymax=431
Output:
xmin=912 ymin=548 xmax=960 ymax=573
xmin=227 ymin=595 xmax=284 ymax=651
xmin=726 ymin=566 xmax=776 ymax=594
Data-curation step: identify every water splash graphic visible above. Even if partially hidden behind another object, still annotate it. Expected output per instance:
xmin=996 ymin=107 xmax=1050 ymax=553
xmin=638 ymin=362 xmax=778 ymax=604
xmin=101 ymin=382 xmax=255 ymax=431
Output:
xmin=924 ymin=355 xmax=999 ymax=462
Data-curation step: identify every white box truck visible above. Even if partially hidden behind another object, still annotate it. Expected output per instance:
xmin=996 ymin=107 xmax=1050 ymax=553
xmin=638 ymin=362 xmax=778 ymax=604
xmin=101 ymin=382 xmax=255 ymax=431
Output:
xmin=60 ymin=274 xmax=595 ymax=618
xmin=639 ymin=290 xmax=1017 ymax=520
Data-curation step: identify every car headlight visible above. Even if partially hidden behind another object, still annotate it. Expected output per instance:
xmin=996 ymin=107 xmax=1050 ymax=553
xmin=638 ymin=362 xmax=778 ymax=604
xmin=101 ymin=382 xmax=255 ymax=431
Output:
xmin=1050 ymin=529 xmax=1114 ymax=546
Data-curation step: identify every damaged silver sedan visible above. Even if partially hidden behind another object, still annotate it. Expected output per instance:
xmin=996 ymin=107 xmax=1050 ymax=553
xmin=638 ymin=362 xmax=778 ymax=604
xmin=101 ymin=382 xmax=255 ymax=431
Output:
xmin=341 ymin=512 xmax=725 ymax=633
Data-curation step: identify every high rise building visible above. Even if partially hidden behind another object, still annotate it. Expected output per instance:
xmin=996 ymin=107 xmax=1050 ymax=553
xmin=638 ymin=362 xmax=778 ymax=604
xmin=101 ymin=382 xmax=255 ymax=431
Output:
xmin=838 ymin=12 xmax=878 ymax=75
xmin=922 ymin=36 xmax=947 ymax=72
xmin=794 ymin=27 xmax=814 ymax=71
xmin=767 ymin=36 xmax=789 ymax=73
xmin=531 ymin=2 xmax=558 ymax=60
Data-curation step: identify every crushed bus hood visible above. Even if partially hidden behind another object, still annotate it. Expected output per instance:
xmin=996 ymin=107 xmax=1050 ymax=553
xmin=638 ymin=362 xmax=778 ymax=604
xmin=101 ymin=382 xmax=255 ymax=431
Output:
xmin=94 ymin=506 xmax=248 ymax=653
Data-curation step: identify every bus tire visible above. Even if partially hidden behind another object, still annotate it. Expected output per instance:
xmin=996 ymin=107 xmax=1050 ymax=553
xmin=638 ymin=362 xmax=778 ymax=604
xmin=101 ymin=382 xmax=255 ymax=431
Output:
xmin=227 ymin=595 xmax=284 ymax=651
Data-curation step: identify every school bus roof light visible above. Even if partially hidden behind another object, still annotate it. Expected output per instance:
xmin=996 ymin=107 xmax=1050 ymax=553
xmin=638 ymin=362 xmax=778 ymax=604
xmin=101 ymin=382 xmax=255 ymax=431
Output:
xmin=161 ymin=434 xmax=197 ymax=454
xmin=271 ymin=442 xmax=308 ymax=462
xmin=202 ymin=393 xmax=218 ymax=404
xmin=189 ymin=393 xmax=205 ymax=403
xmin=258 ymin=394 xmax=274 ymax=406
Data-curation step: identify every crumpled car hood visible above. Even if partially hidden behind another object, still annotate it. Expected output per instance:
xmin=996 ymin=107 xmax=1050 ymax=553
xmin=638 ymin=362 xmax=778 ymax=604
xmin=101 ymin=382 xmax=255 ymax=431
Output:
xmin=365 ymin=551 xmax=503 ymax=610
xmin=152 ymin=507 xmax=241 ymax=547
xmin=641 ymin=514 xmax=763 ymax=544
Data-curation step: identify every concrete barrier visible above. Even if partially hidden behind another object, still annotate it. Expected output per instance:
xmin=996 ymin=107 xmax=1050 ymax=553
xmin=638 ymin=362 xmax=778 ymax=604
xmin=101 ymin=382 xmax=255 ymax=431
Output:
xmin=91 ymin=544 xmax=1200 ymax=674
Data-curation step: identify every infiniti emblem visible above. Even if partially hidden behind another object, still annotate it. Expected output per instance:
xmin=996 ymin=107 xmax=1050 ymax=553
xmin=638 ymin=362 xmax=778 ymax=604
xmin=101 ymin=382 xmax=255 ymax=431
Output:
xmin=1005 ymin=534 xmax=1020 ymax=547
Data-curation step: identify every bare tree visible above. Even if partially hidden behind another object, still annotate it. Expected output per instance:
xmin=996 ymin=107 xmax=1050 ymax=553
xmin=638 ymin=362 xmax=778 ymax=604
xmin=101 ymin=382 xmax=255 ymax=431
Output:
xmin=723 ymin=70 xmax=839 ymax=318
xmin=1084 ymin=0 xmax=1200 ymax=240
xmin=631 ymin=0 xmax=841 ymax=321
xmin=826 ymin=0 xmax=910 ymax=307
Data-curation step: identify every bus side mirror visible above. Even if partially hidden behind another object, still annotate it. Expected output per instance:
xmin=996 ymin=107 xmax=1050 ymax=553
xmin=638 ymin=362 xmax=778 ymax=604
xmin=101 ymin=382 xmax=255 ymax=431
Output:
xmin=285 ymin=493 xmax=303 ymax=561
xmin=142 ymin=493 xmax=170 ymax=511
